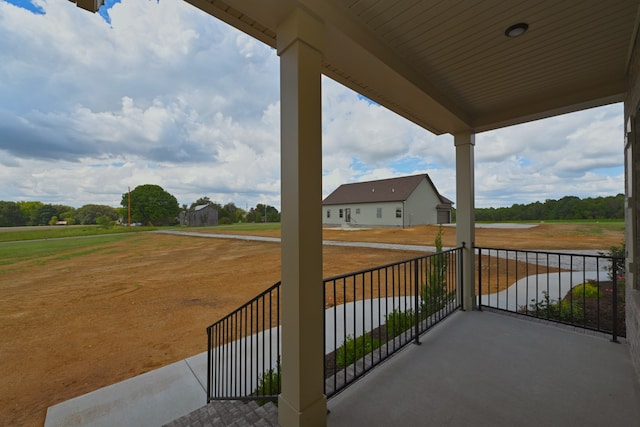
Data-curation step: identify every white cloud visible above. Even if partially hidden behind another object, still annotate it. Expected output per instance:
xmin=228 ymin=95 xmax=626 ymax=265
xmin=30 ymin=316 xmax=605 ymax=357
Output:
xmin=474 ymin=104 xmax=623 ymax=207
xmin=0 ymin=0 xmax=625 ymax=212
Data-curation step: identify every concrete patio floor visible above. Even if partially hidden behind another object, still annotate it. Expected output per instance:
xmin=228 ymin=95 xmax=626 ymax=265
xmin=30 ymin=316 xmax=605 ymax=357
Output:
xmin=327 ymin=309 xmax=640 ymax=426
xmin=46 ymin=309 xmax=640 ymax=426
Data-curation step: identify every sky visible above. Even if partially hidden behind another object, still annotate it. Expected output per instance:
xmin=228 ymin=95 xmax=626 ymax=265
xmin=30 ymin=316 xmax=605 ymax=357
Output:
xmin=0 ymin=0 xmax=625 ymax=211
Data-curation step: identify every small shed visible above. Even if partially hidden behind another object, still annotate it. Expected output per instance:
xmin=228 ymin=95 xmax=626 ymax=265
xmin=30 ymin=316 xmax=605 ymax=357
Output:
xmin=179 ymin=203 xmax=219 ymax=227
xmin=322 ymin=174 xmax=452 ymax=228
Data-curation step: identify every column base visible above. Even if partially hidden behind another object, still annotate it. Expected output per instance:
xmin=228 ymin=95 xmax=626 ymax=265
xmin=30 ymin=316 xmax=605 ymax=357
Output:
xmin=278 ymin=394 xmax=327 ymax=427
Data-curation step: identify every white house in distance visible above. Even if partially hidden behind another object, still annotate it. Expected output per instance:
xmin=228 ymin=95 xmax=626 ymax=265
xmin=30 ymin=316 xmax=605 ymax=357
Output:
xmin=322 ymin=174 xmax=453 ymax=228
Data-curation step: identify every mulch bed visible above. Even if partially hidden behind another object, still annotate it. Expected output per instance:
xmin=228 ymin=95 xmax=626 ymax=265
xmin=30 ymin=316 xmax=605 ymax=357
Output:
xmin=573 ymin=280 xmax=626 ymax=337
xmin=324 ymin=323 xmax=391 ymax=379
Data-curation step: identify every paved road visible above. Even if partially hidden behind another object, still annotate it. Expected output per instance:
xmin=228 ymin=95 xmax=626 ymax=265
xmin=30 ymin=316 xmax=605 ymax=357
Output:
xmin=155 ymin=229 xmax=441 ymax=252
xmin=157 ymin=230 xmax=608 ymax=271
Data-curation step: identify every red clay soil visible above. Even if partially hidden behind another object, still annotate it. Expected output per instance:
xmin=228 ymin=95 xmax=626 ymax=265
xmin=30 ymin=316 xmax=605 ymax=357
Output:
xmin=0 ymin=224 xmax=623 ymax=426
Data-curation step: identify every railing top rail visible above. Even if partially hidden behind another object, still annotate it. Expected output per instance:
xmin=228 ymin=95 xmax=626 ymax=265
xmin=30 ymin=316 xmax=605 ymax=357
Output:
xmin=206 ymin=280 xmax=281 ymax=330
xmin=323 ymin=246 xmax=464 ymax=283
xmin=474 ymin=246 xmax=622 ymax=260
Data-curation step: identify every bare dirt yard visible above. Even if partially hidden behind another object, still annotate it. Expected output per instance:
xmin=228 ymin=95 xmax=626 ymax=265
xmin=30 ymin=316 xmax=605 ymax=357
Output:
xmin=0 ymin=223 xmax=623 ymax=426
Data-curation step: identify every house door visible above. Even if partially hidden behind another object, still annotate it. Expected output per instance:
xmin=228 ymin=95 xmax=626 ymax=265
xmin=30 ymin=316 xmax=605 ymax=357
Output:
xmin=345 ymin=208 xmax=351 ymax=223
xmin=437 ymin=209 xmax=450 ymax=224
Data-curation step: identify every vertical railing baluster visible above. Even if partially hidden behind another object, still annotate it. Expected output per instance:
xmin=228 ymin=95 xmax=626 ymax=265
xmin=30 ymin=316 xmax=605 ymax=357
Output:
xmin=241 ymin=306 xmax=246 ymax=397
xmin=557 ymin=253 xmax=562 ymax=316
xmin=612 ymin=260 xmax=619 ymax=343
xmin=268 ymin=291 xmax=273 ymax=397
xmin=332 ymin=278 xmax=338 ymax=393
xmin=261 ymin=294 xmax=265 ymax=398
xmin=276 ymin=284 xmax=281 ymax=398
xmin=384 ymin=266 xmax=390 ymax=353
xmin=517 ymin=250 xmax=521 ymax=309
xmin=478 ymin=247 xmax=482 ymax=310
xmin=225 ymin=317 xmax=230 ymax=397
xmin=369 ymin=269 xmax=374 ymax=367
xmin=596 ymin=256 xmax=601 ymax=332
xmin=414 ymin=259 xmax=420 ymax=345
xmin=391 ymin=264 xmax=396 ymax=351
xmin=207 ymin=326 xmax=212 ymax=402
xmin=360 ymin=272 xmax=365 ymax=371
xmin=341 ymin=276 xmax=346 ymax=386
xmin=459 ymin=246 xmax=464 ymax=310
xmin=496 ymin=249 xmax=501 ymax=309
xmin=581 ymin=256 xmax=586 ymax=328
xmin=377 ymin=268 xmax=382 ymax=360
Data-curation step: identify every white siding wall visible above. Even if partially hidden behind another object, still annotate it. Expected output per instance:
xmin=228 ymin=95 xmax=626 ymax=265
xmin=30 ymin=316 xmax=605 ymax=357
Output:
xmin=403 ymin=180 xmax=442 ymax=226
xmin=323 ymin=202 xmax=403 ymax=227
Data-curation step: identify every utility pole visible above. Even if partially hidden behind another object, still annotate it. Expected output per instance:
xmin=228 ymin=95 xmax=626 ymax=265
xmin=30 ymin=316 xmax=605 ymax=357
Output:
xmin=128 ymin=187 xmax=131 ymax=227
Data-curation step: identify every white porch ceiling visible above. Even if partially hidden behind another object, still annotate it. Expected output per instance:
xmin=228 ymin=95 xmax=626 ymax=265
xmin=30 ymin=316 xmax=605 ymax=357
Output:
xmin=186 ymin=0 xmax=640 ymax=135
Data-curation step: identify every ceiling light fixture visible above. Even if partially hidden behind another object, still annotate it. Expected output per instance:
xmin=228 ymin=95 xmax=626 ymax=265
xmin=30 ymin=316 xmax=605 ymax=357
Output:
xmin=505 ymin=22 xmax=529 ymax=38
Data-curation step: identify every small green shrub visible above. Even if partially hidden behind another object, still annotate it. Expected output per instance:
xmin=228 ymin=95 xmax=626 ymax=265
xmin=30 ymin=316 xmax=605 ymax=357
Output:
xmin=571 ymin=282 xmax=601 ymax=299
xmin=385 ymin=309 xmax=415 ymax=338
xmin=599 ymin=242 xmax=625 ymax=280
xmin=526 ymin=291 xmax=583 ymax=322
xmin=420 ymin=225 xmax=452 ymax=317
xmin=336 ymin=333 xmax=381 ymax=368
xmin=253 ymin=359 xmax=281 ymax=406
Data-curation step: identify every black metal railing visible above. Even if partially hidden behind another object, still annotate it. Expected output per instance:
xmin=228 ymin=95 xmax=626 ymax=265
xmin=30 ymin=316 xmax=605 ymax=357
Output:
xmin=206 ymin=248 xmax=464 ymax=402
xmin=476 ymin=247 xmax=625 ymax=341
xmin=206 ymin=281 xmax=281 ymax=403
xmin=323 ymin=248 xmax=463 ymax=398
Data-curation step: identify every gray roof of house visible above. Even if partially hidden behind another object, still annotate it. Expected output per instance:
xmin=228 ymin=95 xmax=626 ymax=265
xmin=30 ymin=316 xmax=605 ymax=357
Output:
xmin=322 ymin=174 xmax=452 ymax=206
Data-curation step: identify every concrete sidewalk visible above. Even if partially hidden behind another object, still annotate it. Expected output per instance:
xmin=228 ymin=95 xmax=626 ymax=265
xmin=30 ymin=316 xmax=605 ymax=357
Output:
xmin=44 ymin=352 xmax=208 ymax=427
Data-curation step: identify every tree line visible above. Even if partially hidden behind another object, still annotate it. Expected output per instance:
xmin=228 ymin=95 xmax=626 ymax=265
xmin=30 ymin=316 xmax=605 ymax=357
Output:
xmin=473 ymin=194 xmax=624 ymax=222
xmin=0 ymin=184 xmax=280 ymax=227
xmin=185 ymin=197 xmax=280 ymax=225
xmin=3 ymin=187 xmax=620 ymax=227
xmin=120 ymin=185 xmax=280 ymax=226
xmin=0 ymin=201 xmax=119 ymax=227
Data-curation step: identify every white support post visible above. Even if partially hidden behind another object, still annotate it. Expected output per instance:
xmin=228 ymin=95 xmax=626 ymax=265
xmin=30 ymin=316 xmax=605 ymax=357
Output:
xmin=276 ymin=9 xmax=327 ymax=427
xmin=454 ymin=132 xmax=476 ymax=310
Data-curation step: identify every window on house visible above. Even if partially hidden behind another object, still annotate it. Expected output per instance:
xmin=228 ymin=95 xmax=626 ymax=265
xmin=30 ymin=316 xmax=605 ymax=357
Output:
xmin=327 ymin=209 xmax=331 ymax=218
xmin=396 ymin=207 xmax=402 ymax=218
xmin=355 ymin=208 xmax=360 ymax=214
xmin=376 ymin=207 xmax=382 ymax=218
xmin=339 ymin=209 xmax=343 ymax=218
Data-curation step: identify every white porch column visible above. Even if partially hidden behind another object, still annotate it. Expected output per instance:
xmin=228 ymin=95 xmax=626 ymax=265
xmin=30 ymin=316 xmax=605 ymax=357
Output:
xmin=454 ymin=132 xmax=476 ymax=310
xmin=276 ymin=9 xmax=327 ymax=427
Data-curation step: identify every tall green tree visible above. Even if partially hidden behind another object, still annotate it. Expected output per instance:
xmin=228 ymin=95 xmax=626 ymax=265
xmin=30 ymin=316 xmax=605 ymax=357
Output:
xmin=121 ymin=185 xmax=179 ymax=226
xmin=247 ymin=204 xmax=280 ymax=223
xmin=0 ymin=201 xmax=26 ymax=227
xmin=222 ymin=202 xmax=246 ymax=223
xmin=76 ymin=204 xmax=118 ymax=225
xmin=35 ymin=204 xmax=58 ymax=225
xmin=17 ymin=201 xmax=44 ymax=225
